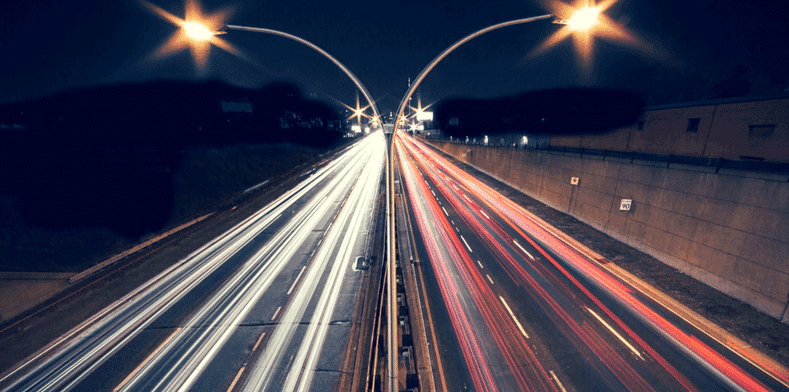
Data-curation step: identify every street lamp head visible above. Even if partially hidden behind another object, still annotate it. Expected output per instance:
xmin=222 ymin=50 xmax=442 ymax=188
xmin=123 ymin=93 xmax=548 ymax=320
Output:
xmin=567 ymin=7 xmax=599 ymax=31
xmin=183 ymin=21 xmax=214 ymax=41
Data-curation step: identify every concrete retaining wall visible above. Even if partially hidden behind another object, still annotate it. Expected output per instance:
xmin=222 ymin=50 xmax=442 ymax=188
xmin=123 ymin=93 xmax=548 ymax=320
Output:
xmin=428 ymin=140 xmax=789 ymax=322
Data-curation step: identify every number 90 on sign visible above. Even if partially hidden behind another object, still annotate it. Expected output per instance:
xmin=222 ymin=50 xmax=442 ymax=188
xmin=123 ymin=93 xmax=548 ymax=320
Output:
xmin=620 ymin=199 xmax=632 ymax=211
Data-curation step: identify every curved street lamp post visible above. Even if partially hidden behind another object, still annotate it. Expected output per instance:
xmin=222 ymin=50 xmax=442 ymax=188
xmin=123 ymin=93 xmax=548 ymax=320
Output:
xmin=218 ymin=24 xmax=381 ymax=121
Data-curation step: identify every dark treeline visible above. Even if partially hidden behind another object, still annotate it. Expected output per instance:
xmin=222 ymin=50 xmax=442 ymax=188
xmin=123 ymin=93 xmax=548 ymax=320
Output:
xmin=0 ymin=80 xmax=343 ymax=237
xmin=433 ymin=88 xmax=644 ymax=138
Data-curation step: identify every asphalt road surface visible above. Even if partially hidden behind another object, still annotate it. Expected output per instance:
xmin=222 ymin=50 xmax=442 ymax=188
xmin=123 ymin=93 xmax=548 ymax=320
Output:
xmin=395 ymin=133 xmax=789 ymax=392
xmin=0 ymin=132 xmax=386 ymax=392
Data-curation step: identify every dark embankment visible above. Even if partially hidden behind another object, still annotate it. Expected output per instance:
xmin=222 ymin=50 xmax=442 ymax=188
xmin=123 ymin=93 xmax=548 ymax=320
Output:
xmin=0 ymin=80 xmax=349 ymax=272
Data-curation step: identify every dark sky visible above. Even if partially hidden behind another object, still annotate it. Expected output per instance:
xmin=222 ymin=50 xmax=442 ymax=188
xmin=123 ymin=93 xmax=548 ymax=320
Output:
xmin=2 ymin=0 xmax=788 ymax=113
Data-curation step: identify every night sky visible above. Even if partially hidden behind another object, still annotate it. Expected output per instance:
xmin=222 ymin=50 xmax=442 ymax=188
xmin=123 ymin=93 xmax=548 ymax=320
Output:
xmin=2 ymin=0 xmax=788 ymax=112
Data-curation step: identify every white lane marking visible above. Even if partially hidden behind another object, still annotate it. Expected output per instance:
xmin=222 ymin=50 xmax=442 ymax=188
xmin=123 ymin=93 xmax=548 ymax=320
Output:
xmin=486 ymin=274 xmax=493 ymax=284
xmin=442 ymin=206 xmax=449 ymax=216
xmin=499 ymin=296 xmax=528 ymax=338
xmin=513 ymin=239 xmax=535 ymax=260
xmin=226 ymin=366 xmax=246 ymax=392
xmin=252 ymin=332 xmax=267 ymax=351
xmin=451 ymin=220 xmax=455 ymax=225
xmin=455 ymin=227 xmax=459 ymax=232
xmin=477 ymin=260 xmax=483 ymax=269
xmin=463 ymin=194 xmax=472 ymax=203
xmin=286 ymin=266 xmax=307 ymax=295
xmin=460 ymin=235 xmax=472 ymax=253
xmin=431 ymin=190 xmax=436 ymax=196
xmin=587 ymin=307 xmax=644 ymax=360
xmin=479 ymin=209 xmax=490 ymax=220
xmin=272 ymin=306 xmax=282 ymax=321
xmin=549 ymin=371 xmax=568 ymax=392
xmin=452 ymin=184 xmax=458 ymax=190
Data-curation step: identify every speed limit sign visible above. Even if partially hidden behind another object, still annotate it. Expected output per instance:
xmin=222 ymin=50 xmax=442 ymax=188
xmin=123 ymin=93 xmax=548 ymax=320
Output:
xmin=620 ymin=199 xmax=632 ymax=211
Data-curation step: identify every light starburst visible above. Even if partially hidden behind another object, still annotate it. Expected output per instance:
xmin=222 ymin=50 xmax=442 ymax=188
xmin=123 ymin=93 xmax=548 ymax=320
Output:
xmin=344 ymin=96 xmax=371 ymax=125
xmin=532 ymin=0 xmax=640 ymax=69
xmin=141 ymin=0 xmax=240 ymax=71
xmin=408 ymin=96 xmax=433 ymax=120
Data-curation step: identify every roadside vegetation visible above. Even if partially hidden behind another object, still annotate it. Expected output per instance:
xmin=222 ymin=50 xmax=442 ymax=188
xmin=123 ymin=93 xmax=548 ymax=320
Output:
xmin=0 ymin=141 xmax=341 ymax=273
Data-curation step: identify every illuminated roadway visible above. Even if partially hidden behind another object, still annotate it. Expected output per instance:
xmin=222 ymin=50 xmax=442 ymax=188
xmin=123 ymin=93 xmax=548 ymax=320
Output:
xmin=0 ymin=132 xmax=386 ymax=392
xmin=395 ymin=133 xmax=789 ymax=392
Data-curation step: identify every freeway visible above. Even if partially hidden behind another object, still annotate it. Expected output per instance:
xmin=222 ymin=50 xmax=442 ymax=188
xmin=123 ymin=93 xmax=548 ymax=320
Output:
xmin=395 ymin=133 xmax=789 ymax=392
xmin=0 ymin=132 xmax=386 ymax=392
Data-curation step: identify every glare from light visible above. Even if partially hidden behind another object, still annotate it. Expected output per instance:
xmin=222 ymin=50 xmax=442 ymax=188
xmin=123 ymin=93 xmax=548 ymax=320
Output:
xmin=344 ymin=96 xmax=371 ymax=124
xmin=568 ymin=7 xmax=599 ymax=31
xmin=530 ymin=0 xmax=641 ymax=70
xmin=140 ymin=0 xmax=240 ymax=71
xmin=183 ymin=21 xmax=214 ymax=41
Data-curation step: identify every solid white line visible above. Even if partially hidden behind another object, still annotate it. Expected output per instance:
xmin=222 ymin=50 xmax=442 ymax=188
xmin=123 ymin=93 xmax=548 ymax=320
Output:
xmin=477 ymin=260 xmax=483 ymax=269
xmin=287 ymin=266 xmax=307 ymax=295
xmin=486 ymin=274 xmax=493 ymax=284
xmin=549 ymin=370 xmax=568 ymax=392
xmin=587 ymin=307 xmax=644 ymax=360
xmin=479 ymin=210 xmax=490 ymax=220
xmin=460 ymin=235 xmax=472 ymax=253
xmin=442 ymin=206 xmax=449 ymax=216
xmin=513 ymin=240 xmax=535 ymax=260
xmin=272 ymin=306 xmax=282 ymax=321
xmin=499 ymin=296 xmax=528 ymax=338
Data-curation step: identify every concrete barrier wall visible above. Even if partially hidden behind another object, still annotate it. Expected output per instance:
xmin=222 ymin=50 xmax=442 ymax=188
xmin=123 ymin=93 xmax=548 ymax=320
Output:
xmin=429 ymin=141 xmax=789 ymax=322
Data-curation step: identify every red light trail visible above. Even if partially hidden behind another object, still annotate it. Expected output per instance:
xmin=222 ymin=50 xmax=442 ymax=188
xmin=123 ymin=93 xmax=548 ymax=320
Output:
xmin=396 ymin=133 xmax=784 ymax=391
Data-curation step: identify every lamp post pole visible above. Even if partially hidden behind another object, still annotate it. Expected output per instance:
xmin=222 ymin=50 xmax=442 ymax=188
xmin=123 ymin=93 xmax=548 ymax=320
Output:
xmin=220 ymin=24 xmax=380 ymax=120
xmin=386 ymin=13 xmax=562 ymax=392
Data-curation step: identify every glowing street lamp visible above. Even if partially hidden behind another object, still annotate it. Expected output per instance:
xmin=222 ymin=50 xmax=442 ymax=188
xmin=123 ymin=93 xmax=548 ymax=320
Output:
xmin=566 ymin=7 xmax=599 ymax=31
xmin=393 ymin=1 xmax=639 ymax=132
xmin=182 ymin=21 xmax=215 ymax=41
xmin=141 ymin=0 xmax=238 ymax=70
xmin=142 ymin=1 xmax=379 ymax=119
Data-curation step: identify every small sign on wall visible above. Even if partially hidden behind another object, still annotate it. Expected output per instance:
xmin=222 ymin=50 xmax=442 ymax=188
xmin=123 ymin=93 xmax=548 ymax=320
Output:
xmin=620 ymin=199 xmax=632 ymax=211
xmin=570 ymin=177 xmax=579 ymax=185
